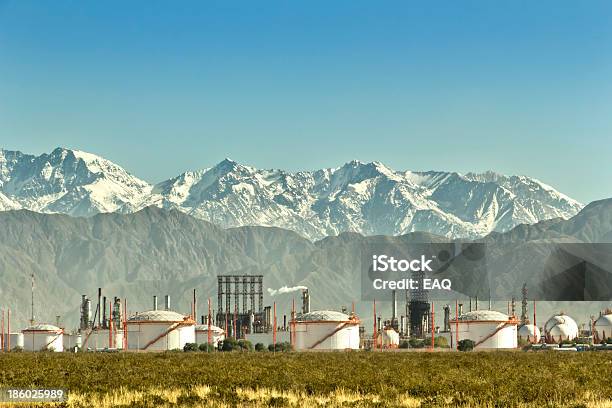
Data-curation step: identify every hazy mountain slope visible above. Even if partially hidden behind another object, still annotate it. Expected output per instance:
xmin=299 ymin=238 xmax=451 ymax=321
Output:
xmin=0 ymin=147 xmax=583 ymax=240
xmin=550 ymin=198 xmax=612 ymax=243
xmin=0 ymin=199 xmax=609 ymax=330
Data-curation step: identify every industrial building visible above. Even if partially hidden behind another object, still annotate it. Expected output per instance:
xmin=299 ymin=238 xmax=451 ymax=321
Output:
xmin=4 ymin=274 xmax=609 ymax=353
xmin=22 ymin=323 xmax=64 ymax=352
xmin=294 ymin=310 xmax=360 ymax=350
xmin=544 ymin=314 xmax=579 ymax=343
xmin=450 ymin=310 xmax=518 ymax=349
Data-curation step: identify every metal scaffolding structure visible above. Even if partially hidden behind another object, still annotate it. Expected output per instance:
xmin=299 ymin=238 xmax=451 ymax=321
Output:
xmin=216 ymin=275 xmax=267 ymax=337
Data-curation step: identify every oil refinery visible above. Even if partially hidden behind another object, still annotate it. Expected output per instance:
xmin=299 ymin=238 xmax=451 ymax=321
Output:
xmin=0 ymin=274 xmax=611 ymax=353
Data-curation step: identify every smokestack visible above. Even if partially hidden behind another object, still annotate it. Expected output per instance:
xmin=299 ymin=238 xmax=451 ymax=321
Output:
xmin=301 ymin=289 xmax=310 ymax=314
xmin=283 ymin=315 xmax=287 ymax=331
xmin=97 ymin=288 xmax=102 ymax=327
xmin=201 ymin=315 xmax=205 ymax=325
xmin=80 ymin=295 xmax=91 ymax=330
xmin=521 ymin=283 xmax=528 ymax=324
xmin=475 ymin=296 xmax=478 ymax=311
xmin=153 ymin=296 xmax=158 ymax=311
xmin=112 ymin=297 xmax=122 ymax=325
xmin=264 ymin=306 xmax=271 ymax=332
xmin=30 ymin=274 xmax=35 ymax=326
xmin=193 ymin=289 xmax=196 ymax=318
xmin=391 ymin=290 xmax=397 ymax=323
xmin=102 ymin=296 xmax=107 ymax=328
xmin=443 ymin=304 xmax=450 ymax=332
xmin=164 ymin=295 xmax=170 ymax=311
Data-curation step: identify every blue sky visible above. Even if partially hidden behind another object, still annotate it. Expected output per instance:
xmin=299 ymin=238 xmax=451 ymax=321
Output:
xmin=0 ymin=1 xmax=611 ymax=203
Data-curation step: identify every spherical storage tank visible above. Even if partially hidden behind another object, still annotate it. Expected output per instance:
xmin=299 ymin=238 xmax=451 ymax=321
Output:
xmin=195 ymin=324 xmax=225 ymax=347
xmin=22 ymin=324 xmax=63 ymax=352
xmin=126 ymin=310 xmax=195 ymax=351
xmin=518 ymin=324 xmax=541 ymax=343
xmin=294 ymin=310 xmax=360 ymax=350
xmin=450 ymin=310 xmax=518 ymax=349
xmin=593 ymin=313 xmax=612 ymax=342
xmin=544 ymin=314 xmax=578 ymax=343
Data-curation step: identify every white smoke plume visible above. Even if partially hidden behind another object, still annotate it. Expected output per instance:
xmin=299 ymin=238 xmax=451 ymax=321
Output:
xmin=267 ymin=285 xmax=307 ymax=296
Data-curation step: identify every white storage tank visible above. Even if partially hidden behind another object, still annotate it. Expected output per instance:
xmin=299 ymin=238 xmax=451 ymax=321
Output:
xmin=450 ymin=310 xmax=518 ymax=350
xmin=518 ymin=324 xmax=541 ymax=344
xmin=63 ymin=333 xmax=82 ymax=351
xmin=544 ymin=314 xmax=578 ymax=343
xmin=593 ymin=313 xmax=612 ymax=343
xmin=22 ymin=324 xmax=64 ymax=352
xmin=81 ymin=329 xmax=124 ymax=350
xmin=294 ymin=310 xmax=360 ymax=350
xmin=8 ymin=333 xmax=24 ymax=350
xmin=195 ymin=324 xmax=225 ymax=347
xmin=126 ymin=310 xmax=195 ymax=351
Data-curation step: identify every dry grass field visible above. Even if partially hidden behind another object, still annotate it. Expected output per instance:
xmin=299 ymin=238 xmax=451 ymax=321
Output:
xmin=0 ymin=351 xmax=611 ymax=407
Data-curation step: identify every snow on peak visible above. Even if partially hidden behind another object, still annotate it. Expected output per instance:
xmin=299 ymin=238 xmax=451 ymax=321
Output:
xmin=0 ymin=148 xmax=585 ymax=240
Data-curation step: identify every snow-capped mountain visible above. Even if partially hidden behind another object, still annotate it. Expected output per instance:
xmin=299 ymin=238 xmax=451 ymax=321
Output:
xmin=141 ymin=158 xmax=583 ymax=239
xmin=0 ymin=191 xmax=20 ymax=211
xmin=0 ymin=147 xmax=150 ymax=216
xmin=0 ymin=147 xmax=584 ymax=239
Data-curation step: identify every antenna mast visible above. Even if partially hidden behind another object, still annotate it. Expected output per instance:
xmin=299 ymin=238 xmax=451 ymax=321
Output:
xmin=30 ymin=273 xmax=35 ymax=325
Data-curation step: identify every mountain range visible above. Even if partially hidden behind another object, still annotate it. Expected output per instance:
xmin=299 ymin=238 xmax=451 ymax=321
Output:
xmin=1 ymin=197 xmax=610 ymax=330
xmin=0 ymin=147 xmax=583 ymax=240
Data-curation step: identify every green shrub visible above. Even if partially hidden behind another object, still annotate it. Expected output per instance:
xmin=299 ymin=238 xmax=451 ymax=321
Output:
xmin=399 ymin=340 xmax=410 ymax=349
xmin=221 ymin=337 xmax=238 ymax=352
xmin=255 ymin=342 xmax=265 ymax=352
xmin=408 ymin=338 xmax=424 ymax=348
xmin=0 ymin=351 xmax=611 ymax=406
xmin=237 ymin=339 xmax=253 ymax=351
xmin=183 ymin=343 xmax=198 ymax=352
xmin=423 ymin=336 xmax=449 ymax=348
xmin=267 ymin=342 xmax=293 ymax=352
xmin=458 ymin=339 xmax=475 ymax=352
xmin=198 ymin=343 xmax=215 ymax=352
